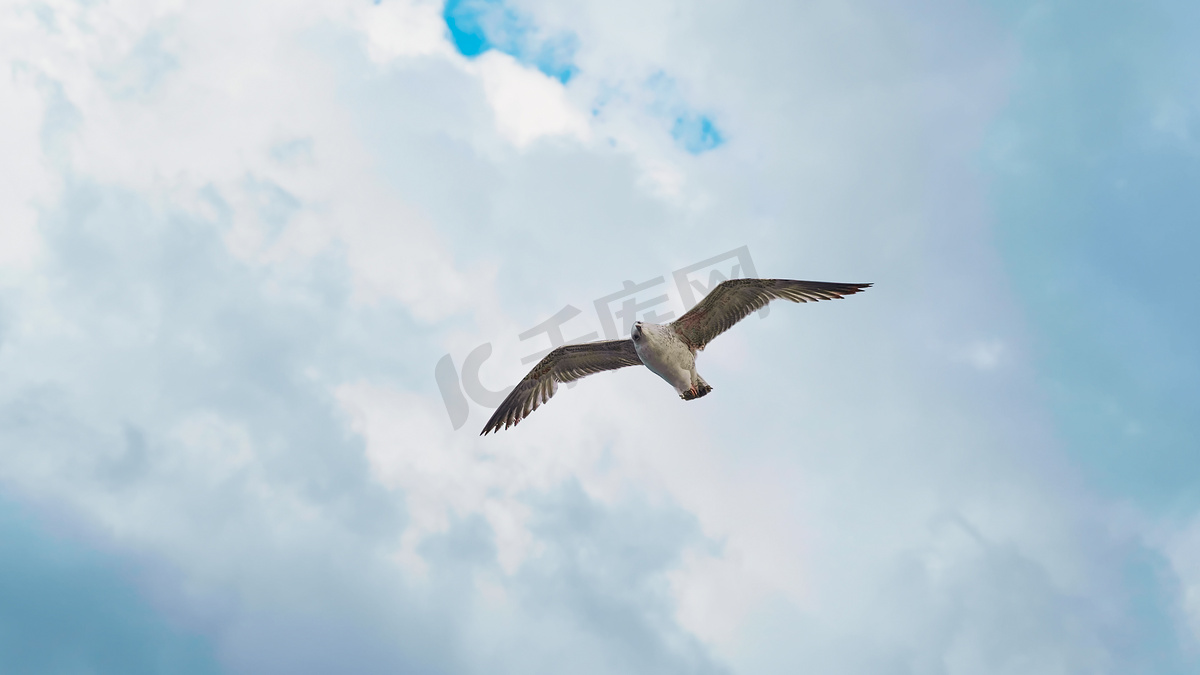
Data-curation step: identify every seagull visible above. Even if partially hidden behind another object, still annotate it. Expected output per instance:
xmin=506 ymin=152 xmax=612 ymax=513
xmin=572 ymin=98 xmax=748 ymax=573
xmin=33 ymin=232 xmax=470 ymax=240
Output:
xmin=480 ymin=278 xmax=871 ymax=435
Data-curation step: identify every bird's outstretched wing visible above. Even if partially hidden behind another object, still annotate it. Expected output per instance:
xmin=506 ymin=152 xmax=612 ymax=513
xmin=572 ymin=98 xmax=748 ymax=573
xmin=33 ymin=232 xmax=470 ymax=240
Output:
xmin=480 ymin=339 xmax=643 ymax=435
xmin=671 ymin=278 xmax=871 ymax=351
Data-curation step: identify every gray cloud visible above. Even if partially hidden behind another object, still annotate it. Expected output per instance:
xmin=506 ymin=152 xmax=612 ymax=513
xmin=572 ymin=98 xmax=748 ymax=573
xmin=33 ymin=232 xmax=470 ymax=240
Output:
xmin=0 ymin=168 xmax=727 ymax=673
xmin=0 ymin=498 xmax=222 ymax=675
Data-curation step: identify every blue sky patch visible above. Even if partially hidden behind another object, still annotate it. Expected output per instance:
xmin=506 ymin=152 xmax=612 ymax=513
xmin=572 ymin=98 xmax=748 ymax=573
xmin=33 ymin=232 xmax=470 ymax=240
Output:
xmin=640 ymin=72 xmax=726 ymax=154
xmin=983 ymin=0 xmax=1200 ymax=510
xmin=442 ymin=0 xmax=578 ymax=83
xmin=441 ymin=6 xmax=724 ymax=151
xmin=0 ymin=500 xmax=224 ymax=675
xmin=672 ymin=114 xmax=724 ymax=154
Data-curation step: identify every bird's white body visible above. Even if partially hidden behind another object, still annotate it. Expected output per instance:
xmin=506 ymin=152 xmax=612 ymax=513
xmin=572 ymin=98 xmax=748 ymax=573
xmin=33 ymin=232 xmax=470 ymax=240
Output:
xmin=632 ymin=322 xmax=708 ymax=399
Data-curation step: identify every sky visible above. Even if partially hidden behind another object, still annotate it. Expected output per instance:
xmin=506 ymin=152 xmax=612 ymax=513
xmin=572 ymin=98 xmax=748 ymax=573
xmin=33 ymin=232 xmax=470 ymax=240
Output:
xmin=1 ymin=0 xmax=1198 ymax=673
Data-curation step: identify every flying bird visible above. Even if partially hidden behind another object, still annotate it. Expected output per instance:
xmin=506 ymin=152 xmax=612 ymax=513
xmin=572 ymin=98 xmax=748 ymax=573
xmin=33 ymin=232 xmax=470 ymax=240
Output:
xmin=480 ymin=278 xmax=871 ymax=435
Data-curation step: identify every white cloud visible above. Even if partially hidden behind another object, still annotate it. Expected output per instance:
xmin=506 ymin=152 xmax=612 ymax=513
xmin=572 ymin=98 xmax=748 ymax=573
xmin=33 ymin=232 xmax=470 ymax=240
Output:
xmin=469 ymin=50 xmax=592 ymax=148
xmin=1166 ymin=522 xmax=1200 ymax=643
xmin=355 ymin=0 xmax=453 ymax=63
xmin=356 ymin=0 xmax=593 ymax=151
xmin=0 ymin=38 xmax=55 ymax=272
xmin=19 ymin=0 xmax=489 ymax=322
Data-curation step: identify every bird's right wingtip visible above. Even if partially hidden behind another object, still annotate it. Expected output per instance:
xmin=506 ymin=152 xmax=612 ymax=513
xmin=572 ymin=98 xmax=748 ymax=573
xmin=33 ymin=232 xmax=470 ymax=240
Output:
xmin=836 ymin=282 xmax=872 ymax=296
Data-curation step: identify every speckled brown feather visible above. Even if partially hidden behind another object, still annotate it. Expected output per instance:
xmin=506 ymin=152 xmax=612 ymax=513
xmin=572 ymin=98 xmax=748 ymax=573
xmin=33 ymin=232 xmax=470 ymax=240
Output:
xmin=480 ymin=339 xmax=642 ymax=435
xmin=671 ymin=279 xmax=871 ymax=351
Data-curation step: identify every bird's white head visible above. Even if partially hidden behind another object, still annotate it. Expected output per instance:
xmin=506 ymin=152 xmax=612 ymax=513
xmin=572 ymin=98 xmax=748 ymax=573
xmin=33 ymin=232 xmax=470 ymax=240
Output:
xmin=632 ymin=320 xmax=662 ymax=346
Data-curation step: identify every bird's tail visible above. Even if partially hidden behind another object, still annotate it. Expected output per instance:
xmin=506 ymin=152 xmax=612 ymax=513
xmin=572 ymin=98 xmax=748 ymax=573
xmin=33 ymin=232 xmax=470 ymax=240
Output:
xmin=681 ymin=376 xmax=713 ymax=401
